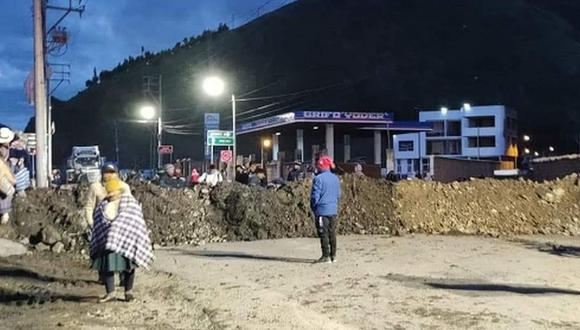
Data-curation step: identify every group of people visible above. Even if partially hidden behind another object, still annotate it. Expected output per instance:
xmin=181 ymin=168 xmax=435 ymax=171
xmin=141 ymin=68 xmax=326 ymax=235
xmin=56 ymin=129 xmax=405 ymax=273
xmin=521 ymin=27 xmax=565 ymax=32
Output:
xmin=0 ymin=127 xmax=31 ymax=225
xmin=158 ymin=163 xmax=224 ymax=188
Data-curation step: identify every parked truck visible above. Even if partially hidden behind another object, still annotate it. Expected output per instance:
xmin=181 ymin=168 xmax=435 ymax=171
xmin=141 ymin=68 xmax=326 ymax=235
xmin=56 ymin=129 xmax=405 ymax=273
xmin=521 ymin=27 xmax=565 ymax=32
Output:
xmin=66 ymin=146 xmax=104 ymax=183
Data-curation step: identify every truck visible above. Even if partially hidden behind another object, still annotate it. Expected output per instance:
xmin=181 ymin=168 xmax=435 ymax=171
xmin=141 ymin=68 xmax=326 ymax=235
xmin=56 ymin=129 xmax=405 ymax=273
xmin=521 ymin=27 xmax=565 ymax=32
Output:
xmin=66 ymin=146 xmax=104 ymax=183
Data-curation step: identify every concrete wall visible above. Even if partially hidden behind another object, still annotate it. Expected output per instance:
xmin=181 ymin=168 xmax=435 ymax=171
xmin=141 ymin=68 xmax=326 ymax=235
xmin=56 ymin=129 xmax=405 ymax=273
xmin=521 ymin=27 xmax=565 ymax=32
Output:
xmin=433 ymin=157 xmax=500 ymax=183
xmin=531 ymin=158 xmax=580 ymax=181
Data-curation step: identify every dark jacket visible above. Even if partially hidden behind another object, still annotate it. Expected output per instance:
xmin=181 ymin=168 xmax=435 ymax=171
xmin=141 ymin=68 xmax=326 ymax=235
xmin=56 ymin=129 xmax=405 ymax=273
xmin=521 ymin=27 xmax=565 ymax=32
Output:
xmin=159 ymin=174 xmax=186 ymax=188
xmin=310 ymin=170 xmax=341 ymax=217
xmin=287 ymin=169 xmax=303 ymax=182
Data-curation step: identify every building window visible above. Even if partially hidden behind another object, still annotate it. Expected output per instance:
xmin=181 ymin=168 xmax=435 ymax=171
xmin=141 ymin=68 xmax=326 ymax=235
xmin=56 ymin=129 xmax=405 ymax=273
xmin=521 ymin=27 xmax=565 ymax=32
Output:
xmin=427 ymin=141 xmax=445 ymax=155
xmin=422 ymin=158 xmax=430 ymax=173
xmin=396 ymin=160 xmax=402 ymax=173
xmin=468 ymin=116 xmax=495 ymax=128
xmin=427 ymin=140 xmax=461 ymax=155
xmin=427 ymin=121 xmax=444 ymax=136
xmin=446 ymin=121 xmax=461 ymax=136
xmin=468 ymin=136 xmax=496 ymax=148
xmin=446 ymin=140 xmax=461 ymax=155
xmin=398 ymin=141 xmax=414 ymax=152
xmin=407 ymin=160 xmax=413 ymax=173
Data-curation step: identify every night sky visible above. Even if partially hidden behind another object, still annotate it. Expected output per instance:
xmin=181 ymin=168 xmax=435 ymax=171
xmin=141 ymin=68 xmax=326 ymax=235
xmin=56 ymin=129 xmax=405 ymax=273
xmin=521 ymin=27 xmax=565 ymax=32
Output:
xmin=0 ymin=0 xmax=292 ymax=130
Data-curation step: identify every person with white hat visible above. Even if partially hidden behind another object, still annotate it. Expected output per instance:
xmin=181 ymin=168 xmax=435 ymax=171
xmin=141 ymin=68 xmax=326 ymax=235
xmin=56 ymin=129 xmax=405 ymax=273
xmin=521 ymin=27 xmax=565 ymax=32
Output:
xmin=0 ymin=127 xmax=16 ymax=224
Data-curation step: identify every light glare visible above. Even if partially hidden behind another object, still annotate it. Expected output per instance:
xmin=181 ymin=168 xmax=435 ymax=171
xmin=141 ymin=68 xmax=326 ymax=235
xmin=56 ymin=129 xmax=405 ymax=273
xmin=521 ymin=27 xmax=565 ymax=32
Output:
xmin=202 ymin=76 xmax=225 ymax=97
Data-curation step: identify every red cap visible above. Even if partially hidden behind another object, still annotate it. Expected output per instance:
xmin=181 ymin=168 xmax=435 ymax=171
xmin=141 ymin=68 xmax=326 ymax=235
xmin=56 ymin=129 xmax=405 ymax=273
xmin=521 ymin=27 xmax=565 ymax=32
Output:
xmin=316 ymin=156 xmax=334 ymax=171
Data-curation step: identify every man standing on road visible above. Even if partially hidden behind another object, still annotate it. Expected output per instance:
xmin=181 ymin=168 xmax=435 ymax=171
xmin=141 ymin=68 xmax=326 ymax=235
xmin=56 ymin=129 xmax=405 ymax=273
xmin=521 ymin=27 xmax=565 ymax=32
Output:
xmin=311 ymin=155 xmax=341 ymax=264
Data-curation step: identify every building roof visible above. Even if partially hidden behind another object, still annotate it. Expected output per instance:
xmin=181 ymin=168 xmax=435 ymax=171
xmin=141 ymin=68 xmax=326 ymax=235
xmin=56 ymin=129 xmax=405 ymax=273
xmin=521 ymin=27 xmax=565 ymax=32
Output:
xmin=237 ymin=110 xmax=394 ymax=135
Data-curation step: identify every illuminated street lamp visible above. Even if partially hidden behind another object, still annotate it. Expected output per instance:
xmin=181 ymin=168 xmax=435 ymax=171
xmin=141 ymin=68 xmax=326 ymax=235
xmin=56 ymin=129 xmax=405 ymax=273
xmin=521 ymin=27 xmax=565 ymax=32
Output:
xmin=261 ymin=138 xmax=271 ymax=169
xmin=202 ymin=76 xmax=236 ymax=178
xmin=533 ymin=151 xmax=539 ymax=157
xmin=139 ymin=104 xmax=162 ymax=168
xmin=523 ymin=135 xmax=531 ymax=142
xmin=140 ymin=105 xmax=156 ymax=120
xmin=462 ymin=103 xmax=471 ymax=111
xmin=440 ymin=107 xmax=448 ymax=115
xmin=524 ymin=148 xmax=530 ymax=155
xmin=549 ymin=146 xmax=555 ymax=152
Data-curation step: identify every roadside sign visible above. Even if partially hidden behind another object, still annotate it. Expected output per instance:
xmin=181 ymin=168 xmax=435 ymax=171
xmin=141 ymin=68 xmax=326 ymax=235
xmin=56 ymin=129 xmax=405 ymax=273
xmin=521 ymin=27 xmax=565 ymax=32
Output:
xmin=207 ymin=130 xmax=234 ymax=146
xmin=220 ymin=150 xmax=232 ymax=163
xmin=204 ymin=113 xmax=220 ymax=129
xmin=158 ymin=145 xmax=173 ymax=155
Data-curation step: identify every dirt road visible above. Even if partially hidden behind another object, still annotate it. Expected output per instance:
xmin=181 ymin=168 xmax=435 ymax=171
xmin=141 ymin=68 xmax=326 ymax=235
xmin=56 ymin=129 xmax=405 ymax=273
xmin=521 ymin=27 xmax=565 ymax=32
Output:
xmin=156 ymin=235 xmax=580 ymax=329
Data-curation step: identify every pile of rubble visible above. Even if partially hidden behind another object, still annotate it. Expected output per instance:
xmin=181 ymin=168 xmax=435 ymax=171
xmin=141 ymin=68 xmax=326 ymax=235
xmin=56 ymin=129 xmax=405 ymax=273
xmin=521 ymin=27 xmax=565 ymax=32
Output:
xmin=394 ymin=174 xmax=580 ymax=236
xmin=2 ymin=173 xmax=579 ymax=255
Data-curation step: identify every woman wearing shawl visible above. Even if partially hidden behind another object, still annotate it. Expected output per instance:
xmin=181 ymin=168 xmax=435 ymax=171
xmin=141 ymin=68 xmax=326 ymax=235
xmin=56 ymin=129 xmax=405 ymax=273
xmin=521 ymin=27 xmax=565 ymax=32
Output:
xmin=90 ymin=179 xmax=153 ymax=303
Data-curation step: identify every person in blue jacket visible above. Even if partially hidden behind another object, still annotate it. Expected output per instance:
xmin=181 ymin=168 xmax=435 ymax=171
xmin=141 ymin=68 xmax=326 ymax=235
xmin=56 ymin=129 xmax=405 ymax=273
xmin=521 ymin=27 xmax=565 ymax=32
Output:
xmin=310 ymin=155 xmax=341 ymax=263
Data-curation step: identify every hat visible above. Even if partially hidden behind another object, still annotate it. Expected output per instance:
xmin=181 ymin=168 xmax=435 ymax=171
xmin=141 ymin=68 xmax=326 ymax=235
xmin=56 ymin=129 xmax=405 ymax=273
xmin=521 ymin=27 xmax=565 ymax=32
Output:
xmin=101 ymin=162 xmax=118 ymax=173
xmin=316 ymin=156 xmax=334 ymax=171
xmin=105 ymin=179 xmax=123 ymax=194
xmin=0 ymin=127 xmax=14 ymax=144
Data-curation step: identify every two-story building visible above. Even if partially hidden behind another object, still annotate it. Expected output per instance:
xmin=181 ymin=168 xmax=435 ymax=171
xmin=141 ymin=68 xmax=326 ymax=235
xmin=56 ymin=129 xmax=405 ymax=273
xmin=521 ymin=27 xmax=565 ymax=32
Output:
xmin=393 ymin=105 xmax=518 ymax=177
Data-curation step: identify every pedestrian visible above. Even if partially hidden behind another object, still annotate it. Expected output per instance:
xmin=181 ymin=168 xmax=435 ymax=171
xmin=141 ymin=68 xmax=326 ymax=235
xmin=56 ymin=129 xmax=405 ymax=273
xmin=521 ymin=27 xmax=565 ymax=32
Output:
xmin=235 ymin=165 xmax=249 ymax=184
xmin=84 ymin=163 xmax=131 ymax=229
xmin=9 ymin=151 xmax=30 ymax=197
xmin=353 ymin=163 xmax=365 ymax=177
xmin=0 ymin=127 xmax=15 ymax=225
xmin=190 ymin=168 xmax=200 ymax=186
xmin=311 ymin=155 xmax=341 ymax=264
xmin=159 ymin=164 xmax=186 ymax=188
xmin=198 ymin=164 xmax=223 ymax=187
xmin=287 ymin=161 xmax=303 ymax=182
xmin=248 ymin=168 xmax=267 ymax=187
xmin=90 ymin=179 xmax=153 ymax=303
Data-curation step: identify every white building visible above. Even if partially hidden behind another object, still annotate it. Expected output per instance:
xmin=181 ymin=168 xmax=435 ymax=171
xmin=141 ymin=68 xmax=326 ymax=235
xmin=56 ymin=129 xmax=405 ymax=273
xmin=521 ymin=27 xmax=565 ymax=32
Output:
xmin=393 ymin=105 xmax=517 ymax=177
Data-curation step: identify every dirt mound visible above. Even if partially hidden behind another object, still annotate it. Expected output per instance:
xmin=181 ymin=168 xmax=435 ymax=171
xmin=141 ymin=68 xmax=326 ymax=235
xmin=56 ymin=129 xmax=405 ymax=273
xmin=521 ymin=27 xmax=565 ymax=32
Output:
xmin=2 ymin=174 xmax=580 ymax=254
xmin=394 ymin=174 xmax=580 ymax=236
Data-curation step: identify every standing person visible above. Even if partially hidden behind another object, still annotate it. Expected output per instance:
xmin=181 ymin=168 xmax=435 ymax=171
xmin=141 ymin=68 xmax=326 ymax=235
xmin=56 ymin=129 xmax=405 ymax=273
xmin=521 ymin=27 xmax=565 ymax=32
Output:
xmin=90 ymin=179 xmax=153 ymax=303
xmin=0 ymin=128 xmax=15 ymax=225
xmin=159 ymin=164 xmax=186 ymax=188
xmin=353 ymin=163 xmax=365 ymax=177
xmin=198 ymin=164 xmax=223 ymax=188
xmin=287 ymin=161 xmax=303 ymax=182
xmin=235 ymin=165 xmax=248 ymax=184
xmin=9 ymin=152 xmax=30 ymax=197
xmin=190 ymin=168 xmax=200 ymax=186
xmin=311 ymin=156 xmax=341 ymax=264
xmin=84 ymin=163 xmax=131 ymax=229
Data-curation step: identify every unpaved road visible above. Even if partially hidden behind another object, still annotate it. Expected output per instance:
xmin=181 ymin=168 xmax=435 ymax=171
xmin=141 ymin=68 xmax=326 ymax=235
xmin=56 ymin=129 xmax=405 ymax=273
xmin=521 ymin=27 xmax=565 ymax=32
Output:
xmin=156 ymin=235 xmax=580 ymax=329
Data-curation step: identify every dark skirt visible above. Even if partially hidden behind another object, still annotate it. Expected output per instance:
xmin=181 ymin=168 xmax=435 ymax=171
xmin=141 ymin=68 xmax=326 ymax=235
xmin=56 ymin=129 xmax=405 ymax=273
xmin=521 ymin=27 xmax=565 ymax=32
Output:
xmin=91 ymin=251 xmax=137 ymax=273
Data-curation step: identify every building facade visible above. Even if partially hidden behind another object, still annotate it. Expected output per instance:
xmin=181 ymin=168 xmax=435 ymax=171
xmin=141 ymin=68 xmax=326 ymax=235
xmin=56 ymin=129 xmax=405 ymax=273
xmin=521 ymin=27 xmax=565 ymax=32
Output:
xmin=393 ymin=105 xmax=517 ymax=177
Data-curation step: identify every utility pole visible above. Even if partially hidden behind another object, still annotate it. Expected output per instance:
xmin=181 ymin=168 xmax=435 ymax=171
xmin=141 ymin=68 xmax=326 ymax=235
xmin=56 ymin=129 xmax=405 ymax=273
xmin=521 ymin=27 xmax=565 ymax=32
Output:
xmin=34 ymin=0 xmax=48 ymax=188
xmin=33 ymin=0 xmax=84 ymax=187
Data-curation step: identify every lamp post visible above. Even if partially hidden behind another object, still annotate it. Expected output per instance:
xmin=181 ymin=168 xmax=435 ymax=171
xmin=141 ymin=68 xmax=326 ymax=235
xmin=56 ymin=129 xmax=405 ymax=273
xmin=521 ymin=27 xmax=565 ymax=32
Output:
xmin=139 ymin=104 xmax=162 ymax=168
xmin=202 ymin=76 xmax=236 ymax=180
xmin=261 ymin=138 xmax=271 ymax=169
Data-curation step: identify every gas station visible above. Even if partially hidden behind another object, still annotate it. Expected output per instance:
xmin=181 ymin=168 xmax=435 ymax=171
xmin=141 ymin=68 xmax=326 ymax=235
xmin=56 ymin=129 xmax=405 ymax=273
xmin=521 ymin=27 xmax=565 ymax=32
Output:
xmin=235 ymin=110 xmax=432 ymax=177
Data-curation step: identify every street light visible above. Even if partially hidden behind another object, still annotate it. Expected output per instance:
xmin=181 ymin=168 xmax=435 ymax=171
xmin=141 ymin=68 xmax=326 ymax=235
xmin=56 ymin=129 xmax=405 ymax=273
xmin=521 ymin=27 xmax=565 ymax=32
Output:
xmin=139 ymin=104 xmax=163 ymax=168
xmin=202 ymin=76 xmax=236 ymax=179
xmin=524 ymin=148 xmax=530 ymax=154
xmin=140 ymin=105 xmax=156 ymax=120
xmin=534 ymin=151 xmax=539 ymax=157
xmin=462 ymin=103 xmax=471 ymax=111
xmin=523 ymin=135 xmax=531 ymax=142
xmin=440 ymin=107 xmax=448 ymax=115
xmin=549 ymin=146 xmax=555 ymax=152
xmin=202 ymin=76 xmax=225 ymax=97
xmin=261 ymin=138 xmax=271 ymax=169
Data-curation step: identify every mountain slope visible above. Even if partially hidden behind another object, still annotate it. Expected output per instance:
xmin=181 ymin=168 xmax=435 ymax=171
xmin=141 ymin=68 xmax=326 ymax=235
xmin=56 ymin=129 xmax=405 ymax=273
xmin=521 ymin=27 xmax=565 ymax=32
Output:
xmin=46 ymin=0 xmax=580 ymax=166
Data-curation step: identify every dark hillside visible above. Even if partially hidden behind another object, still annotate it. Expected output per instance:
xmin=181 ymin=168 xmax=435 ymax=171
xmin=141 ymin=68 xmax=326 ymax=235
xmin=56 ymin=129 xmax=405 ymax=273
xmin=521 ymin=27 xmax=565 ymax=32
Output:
xmin=42 ymin=0 xmax=580 ymax=166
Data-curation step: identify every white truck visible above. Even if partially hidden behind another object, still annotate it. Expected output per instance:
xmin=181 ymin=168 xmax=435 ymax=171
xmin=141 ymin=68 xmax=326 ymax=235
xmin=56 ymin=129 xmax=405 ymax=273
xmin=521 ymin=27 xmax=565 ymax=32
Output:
xmin=66 ymin=146 xmax=104 ymax=183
